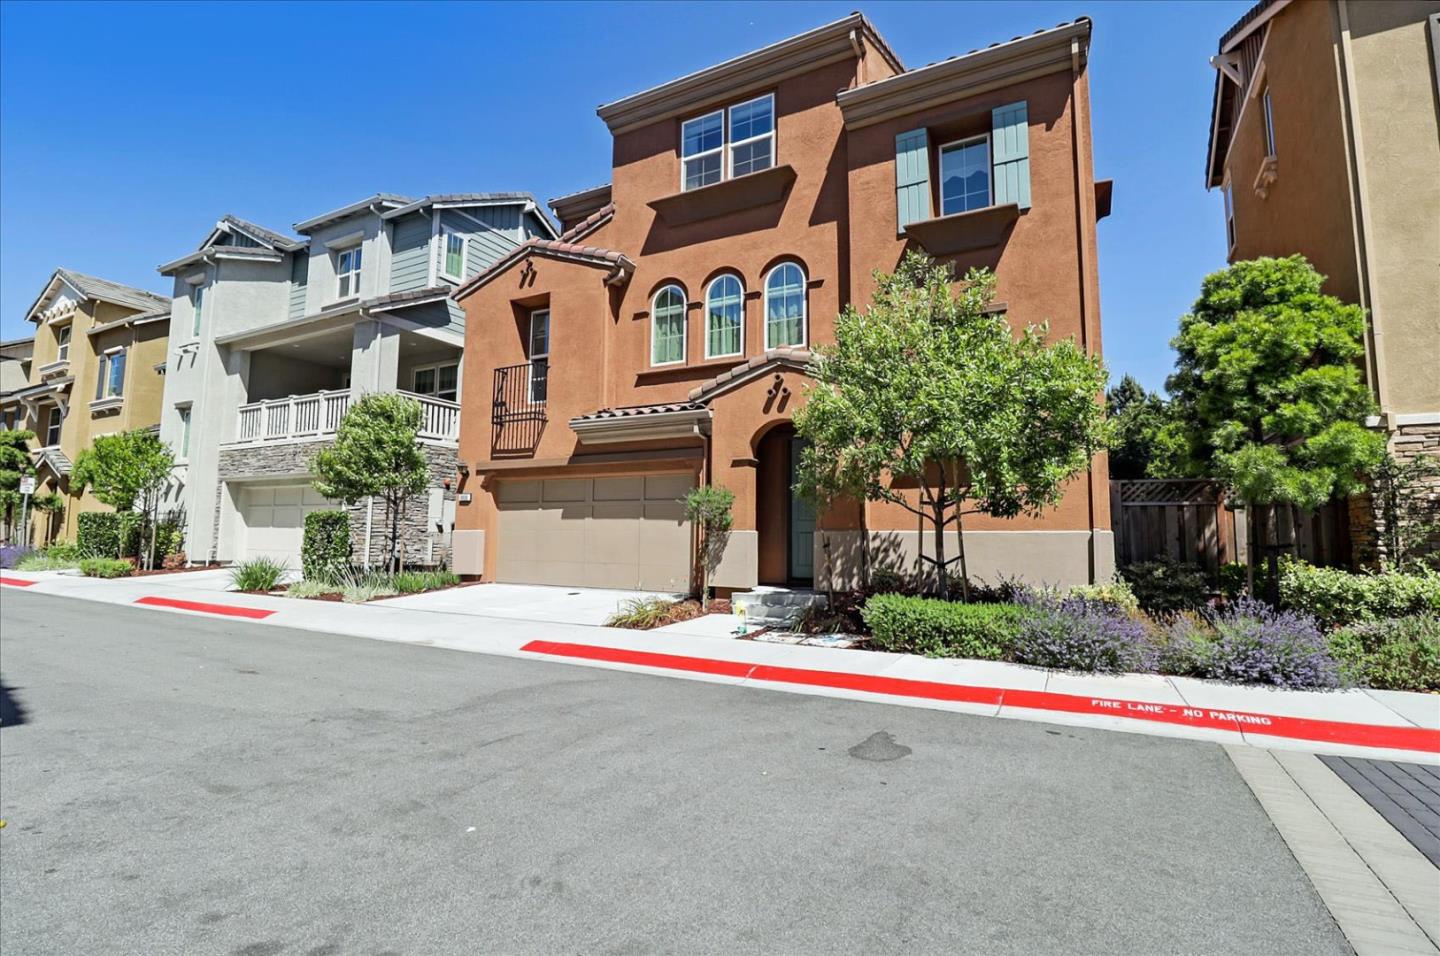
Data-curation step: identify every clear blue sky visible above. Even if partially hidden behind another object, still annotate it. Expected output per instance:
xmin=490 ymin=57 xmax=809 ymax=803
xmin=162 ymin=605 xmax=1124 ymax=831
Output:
xmin=0 ymin=0 xmax=1244 ymax=393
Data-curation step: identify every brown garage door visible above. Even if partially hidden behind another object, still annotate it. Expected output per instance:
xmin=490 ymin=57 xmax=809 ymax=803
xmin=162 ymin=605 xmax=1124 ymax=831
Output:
xmin=496 ymin=474 xmax=693 ymax=591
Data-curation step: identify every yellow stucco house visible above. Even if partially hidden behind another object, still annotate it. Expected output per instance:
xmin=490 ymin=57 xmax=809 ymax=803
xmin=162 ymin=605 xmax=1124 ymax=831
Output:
xmin=2 ymin=270 xmax=171 ymax=546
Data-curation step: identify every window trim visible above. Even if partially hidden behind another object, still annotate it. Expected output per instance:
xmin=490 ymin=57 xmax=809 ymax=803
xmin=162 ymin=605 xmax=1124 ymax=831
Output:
xmin=650 ymin=285 xmax=688 ymax=367
xmin=1261 ymin=87 xmax=1277 ymax=158
xmin=703 ymin=274 xmax=745 ymax=360
xmin=55 ymin=324 xmax=71 ymax=361
xmin=680 ymin=108 xmax=725 ymax=192
xmin=411 ymin=361 xmax=461 ymax=403
xmin=763 ymin=262 xmax=808 ymax=350
xmin=176 ymin=403 xmax=192 ymax=459
xmin=726 ymin=93 xmax=776 ymax=181
xmin=96 ymin=345 xmax=128 ymax=400
xmin=937 ymin=133 xmax=993 ymax=218
xmin=335 ymin=246 xmax=363 ymax=301
xmin=191 ymin=283 xmax=205 ymax=337
xmin=1222 ymin=177 xmax=1236 ymax=253
xmin=439 ymin=228 xmax=466 ymax=283
xmin=527 ymin=308 xmax=550 ymax=404
xmin=44 ymin=406 xmax=63 ymax=446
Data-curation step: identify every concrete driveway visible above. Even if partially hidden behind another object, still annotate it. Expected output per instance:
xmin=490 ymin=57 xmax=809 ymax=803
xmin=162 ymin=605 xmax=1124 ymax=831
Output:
xmin=374 ymin=582 xmax=683 ymax=626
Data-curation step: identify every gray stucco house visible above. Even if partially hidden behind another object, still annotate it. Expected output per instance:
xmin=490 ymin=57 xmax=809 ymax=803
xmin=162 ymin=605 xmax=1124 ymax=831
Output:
xmin=156 ymin=193 xmax=556 ymax=568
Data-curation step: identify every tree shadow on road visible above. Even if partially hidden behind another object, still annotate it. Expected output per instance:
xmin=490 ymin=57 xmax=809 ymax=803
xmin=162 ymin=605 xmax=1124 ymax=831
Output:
xmin=0 ymin=679 xmax=29 ymax=728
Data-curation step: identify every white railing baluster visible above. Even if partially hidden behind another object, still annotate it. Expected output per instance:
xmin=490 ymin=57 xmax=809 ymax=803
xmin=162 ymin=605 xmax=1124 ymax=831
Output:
xmin=234 ymin=387 xmax=454 ymax=445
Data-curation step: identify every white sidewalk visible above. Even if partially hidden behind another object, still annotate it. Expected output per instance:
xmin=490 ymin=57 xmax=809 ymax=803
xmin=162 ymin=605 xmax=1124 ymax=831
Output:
xmin=3 ymin=568 xmax=1437 ymax=763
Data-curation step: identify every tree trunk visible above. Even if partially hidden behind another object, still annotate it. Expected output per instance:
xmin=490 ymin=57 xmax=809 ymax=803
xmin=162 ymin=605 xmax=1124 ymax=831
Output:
xmin=1246 ymin=503 xmax=1257 ymax=597
xmin=955 ymin=507 xmax=971 ymax=603
xmin=932 ymin=466 xmax=948 ymax=600
xmin=1265 ymin=503 xmax=1281 ymax=606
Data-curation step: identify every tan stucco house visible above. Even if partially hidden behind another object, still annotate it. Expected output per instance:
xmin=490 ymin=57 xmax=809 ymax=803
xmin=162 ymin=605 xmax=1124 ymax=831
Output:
xmin=1205 ymin=0 xmax=1440 ymax=563
xmin=1 ymin=270 xmax=171 ymax=546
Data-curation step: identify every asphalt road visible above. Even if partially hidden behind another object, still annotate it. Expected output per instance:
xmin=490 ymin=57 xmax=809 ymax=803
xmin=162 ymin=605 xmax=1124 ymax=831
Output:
xmin=0 ymin=588 xmax=1346 ymax=955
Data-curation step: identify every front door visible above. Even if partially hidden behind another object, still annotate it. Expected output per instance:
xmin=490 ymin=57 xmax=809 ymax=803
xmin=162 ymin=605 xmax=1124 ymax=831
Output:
xmin=788 ymin=436 xmax=815 ymax=581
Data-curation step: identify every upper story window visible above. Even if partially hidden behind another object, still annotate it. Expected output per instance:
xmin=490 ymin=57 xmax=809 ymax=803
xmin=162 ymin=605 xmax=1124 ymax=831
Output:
xmin=55 ymin=325 xmax=71 ymax=361
xmin=1223 ymin=179 xmax=1236 ymax=251
xmin=177 ymin=404 xmax=192 ymax=458
xmin=95 ymin=347 xmax=127 ymax=400
xmin=440 ymin=230 xmax=465 ymax=283
xmin=528 ymin=309 xmax=550 ymax=403
xmin=1261 ymin=87 xmax=1277 ymax=157
xmin=705 ymin=275 xmax=744 ymax=359
xmin=191 ymin=283 xmax=204 ymax=337
xmin=44 ymin=406 xmax=63 ymax=446
xmin=651 ymin=285 xmax=687 ymax=366
xmin=939 ymin=135 xmax=992 ymax=216
xmin=681 ymin=93 xmax=774 ymax=191
xmin=764 ymin=263 xmax=806 ymax=349
xmin=413 ymin=362 xmax=459 ymax=403
xmin=336 ymin=246 xmax=363 ymax=299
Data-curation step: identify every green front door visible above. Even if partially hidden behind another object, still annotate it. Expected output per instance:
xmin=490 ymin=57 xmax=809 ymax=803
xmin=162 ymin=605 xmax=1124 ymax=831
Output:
xmin=789 ymin=435 xmax=815 ymax=581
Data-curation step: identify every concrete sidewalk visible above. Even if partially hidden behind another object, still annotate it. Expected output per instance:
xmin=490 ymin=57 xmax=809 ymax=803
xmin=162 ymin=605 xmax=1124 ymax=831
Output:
xmin=3 ymin=569 xmax=1437 ymax=762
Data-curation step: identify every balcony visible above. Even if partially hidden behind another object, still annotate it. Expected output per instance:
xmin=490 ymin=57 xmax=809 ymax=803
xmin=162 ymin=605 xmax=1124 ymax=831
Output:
xmin=37 ymin=357 xmax=70 ymax=380
xmin=492 ymin=361 xmax=547 ymax=425
xmin=233 ymin=389 xmax=459 ymax=446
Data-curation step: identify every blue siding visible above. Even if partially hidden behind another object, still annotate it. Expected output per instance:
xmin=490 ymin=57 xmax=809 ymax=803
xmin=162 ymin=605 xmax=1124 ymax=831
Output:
xmin=287 ymin=253 xmax=307 ymax=319
xmin=468 ymin=205 xmax=521 ymax=239
xmin=391 ymin=299 xmax=465 ymax=336
xmin=437 ymin=209 xmax=520 ymax=280
xmin=390 ymin=212 xmax=432 ymax=292
xmin=228 ymin=231 xmax=260 ymax=248
xmin=522 ymin=210 xmax=554 ymax=239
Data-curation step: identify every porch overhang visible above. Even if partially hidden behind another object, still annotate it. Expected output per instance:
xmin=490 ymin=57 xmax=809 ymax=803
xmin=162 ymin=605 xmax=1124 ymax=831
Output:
xmin=568 ymin=402 xmax=711 ymax=444
xmin=214 ymin=294 xmax=462 ymax=352
xmin=34 ymin=446 xmax=72 ymax=478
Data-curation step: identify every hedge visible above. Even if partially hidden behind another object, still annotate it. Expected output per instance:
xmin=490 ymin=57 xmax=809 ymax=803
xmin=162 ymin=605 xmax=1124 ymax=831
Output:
xmin=78 ymin=557 xmax=132 ymax=578
xmin=302 ymin=510 xmax=352 ymax=582
xmin=76 ymin=512 xmax=141 ymax=558
xmin=862 ymin=594 xmax=1028 ymax=659
xmin=1280 ymin=561 xmax=1440 ymax=630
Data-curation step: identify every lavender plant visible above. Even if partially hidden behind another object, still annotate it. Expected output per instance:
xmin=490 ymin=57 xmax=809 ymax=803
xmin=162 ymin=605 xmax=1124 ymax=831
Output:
xmin=1012 ymin=592 xmax=1158 ymax=673
xmin=1202 ymin=598 xmax=1340 ymax=689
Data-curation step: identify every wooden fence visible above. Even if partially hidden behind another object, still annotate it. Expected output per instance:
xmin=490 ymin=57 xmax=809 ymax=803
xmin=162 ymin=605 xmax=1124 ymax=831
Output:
xmin=1110 ymin=480 xmax=1350 ymax=573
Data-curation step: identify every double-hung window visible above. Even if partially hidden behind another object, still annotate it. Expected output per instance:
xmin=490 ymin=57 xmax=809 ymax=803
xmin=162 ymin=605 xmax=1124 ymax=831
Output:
xmin=95 ymin=347 xmax=126 ymax=401
xmin=440 ymin=229 xmax=465 ymax=282
xmin=764 ymin=263 xmax=806 ymax=349
xmin=939 ymin=135 xmax=992 ymax=216
xmin=651 ymin=285 xmax=687 ymax=366
xmin=55 ymin=325 xmax=71 ymax=361
xmin=336 ymin=246 xmax=362 ymax=299
xmin=681 ymin=93 xmax=774 ymax=191
xmin=413 ymin=362 xmax=460 ymax=402
xmin=44 ymin=406 xmax=63 ymax=446
xmin=705 ymin=275 xmax=743 ymax=359
xmin=191 ymin=283 xmax=204 ymax=337
xmin=527 ymin=309 xmax=549 ymax=403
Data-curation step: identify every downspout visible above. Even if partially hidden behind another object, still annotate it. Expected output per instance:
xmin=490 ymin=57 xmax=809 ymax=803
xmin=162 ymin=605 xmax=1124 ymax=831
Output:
xmin=1070 ymin=36 xmax=1103 ymax=584
xmin=196 ymin=254 xmax=220 ymax=564
xmin=364 ymin=496 xmax=374 ymax=569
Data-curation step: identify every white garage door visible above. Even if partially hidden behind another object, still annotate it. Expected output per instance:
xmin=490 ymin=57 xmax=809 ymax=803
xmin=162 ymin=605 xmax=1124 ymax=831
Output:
xmin=496 ymin=474 xmax=692 ymax=591
xmin=238 ymin=484 xmax=334 ymax=566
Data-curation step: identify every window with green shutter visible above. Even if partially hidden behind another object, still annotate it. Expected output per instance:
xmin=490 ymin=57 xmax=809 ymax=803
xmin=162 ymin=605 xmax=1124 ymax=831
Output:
xmin=895 ymin=128 xmax=931 ymax=232
xmin=991 ymin=101 xmax=1031 ymax=210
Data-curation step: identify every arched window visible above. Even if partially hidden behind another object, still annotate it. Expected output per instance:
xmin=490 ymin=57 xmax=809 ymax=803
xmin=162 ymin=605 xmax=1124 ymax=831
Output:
xmin=705 ymin=274 xmax=743 ymax=358
xmin=764 ymin=262 xmax=806 ymax=349
xmin=651 ymin=285 xmax=686 ymax=366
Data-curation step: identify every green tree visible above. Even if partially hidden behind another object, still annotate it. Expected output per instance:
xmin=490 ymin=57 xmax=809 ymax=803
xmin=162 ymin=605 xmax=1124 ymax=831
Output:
xmin=71 ymin=429 xmax=176 ymax=569
xmin=1158 ymin=256 xmax=1384 ymax=596
xmin=794 ymin=252 xmax=1110 ymax=600
xmin=1105 ymin=375 xmax=1171 ymax=480
xmin=311 ymin=393 xmax=429 ymax=573
xmin=1 ymin=429 xmax=35 ymax=539
xmin=682 ymin=484 xmax=734 ymax=609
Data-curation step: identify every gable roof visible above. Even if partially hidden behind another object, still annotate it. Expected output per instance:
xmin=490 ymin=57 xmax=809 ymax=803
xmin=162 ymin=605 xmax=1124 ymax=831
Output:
xmin=556 ymin=202 xmax=616 ymax=244
xmin=379 ymin=192 xmax=561 ymax=238
xmin=206 ymin=214 xmax=306 ymax=252
xmin=687 ymin=347 xmax=813 ymax=402
xmin=1204 ymin=0 xmax=1290 ymax=187
xmin=549 ymin=183 xmax=613 ymax=227
xmin=158 ymin=244 xmax=285 ymax=275
xmin=293 ymin=193 xmax=414 ymax=234
xmin=451 ymin=237 xmax=635 ymax=302
xmin=26 ymin=269 xmax=170 ymax=323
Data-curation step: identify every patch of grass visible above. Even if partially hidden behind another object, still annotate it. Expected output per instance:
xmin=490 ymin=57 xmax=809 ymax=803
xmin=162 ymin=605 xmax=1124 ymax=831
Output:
xmin=341 ymin=581 xmax=398 ymax=603
xmin=285 ymin=579 xmax=341 ymax=599
xmin=14 ymin=552 xmax=82 ymax=572
xmin=229 ymin=557 xmax=287 ymax=592
xmin=392 ymin=570 xmax=460 ymax=594
xmin=78 ymin=557 xmax=133 ymax=578
xmin=606 ymin=597 xmax=700 ymax=629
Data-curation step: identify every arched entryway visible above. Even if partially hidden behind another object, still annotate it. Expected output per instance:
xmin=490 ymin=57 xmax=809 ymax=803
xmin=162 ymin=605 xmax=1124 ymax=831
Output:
xmin=755 ymin=423 xmax=815 ymax=586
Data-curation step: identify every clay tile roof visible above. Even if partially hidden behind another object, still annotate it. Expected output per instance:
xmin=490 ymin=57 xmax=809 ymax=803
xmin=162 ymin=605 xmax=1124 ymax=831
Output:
xmin=572 ymin=401 xmax=706 ymax=423
xmin=687 ymin=347 xmax=813 ymax=402
xmin=557 ymin=202 xmax=616 ymax=243
xmin=452 ymin=235 xmax=635 ymax=302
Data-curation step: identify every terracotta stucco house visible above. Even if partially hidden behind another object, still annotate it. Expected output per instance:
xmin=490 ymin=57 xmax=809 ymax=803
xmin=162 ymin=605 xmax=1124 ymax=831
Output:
xmin=1205 ymin=0 xmax=1440 ymax=564
xmin=451 ymin=14 xmax=1113 ymax=593
xmin=1 ymin=270 xmax=171 ymax=546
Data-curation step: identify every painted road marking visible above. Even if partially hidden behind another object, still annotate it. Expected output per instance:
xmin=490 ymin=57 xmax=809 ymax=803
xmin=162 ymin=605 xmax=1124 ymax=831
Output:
xmin=0 ymin=576 xmax=37 ymax=587
xmin=134 ymin=596 xmax=275 ymax=620
xmin=521 ymin=640 xmax=1440 ymax=755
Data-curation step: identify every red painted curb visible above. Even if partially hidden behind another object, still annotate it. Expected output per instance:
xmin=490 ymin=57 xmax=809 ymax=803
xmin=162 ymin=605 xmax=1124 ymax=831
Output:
xmin=0 ymin=576 xmax=37 ymax=587
xmin=521 ymin=640 xmax=1440 ymax=755
xmin=135 ymin=596 xmax=275 ymax=620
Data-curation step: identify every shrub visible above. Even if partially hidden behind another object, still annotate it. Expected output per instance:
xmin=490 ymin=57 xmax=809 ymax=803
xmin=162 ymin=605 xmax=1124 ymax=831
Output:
xmin=606 ymin=597 xmax=683 ymax=629
xmin=1120 ymin=558 xmax=1210 ymax=614
xmin=15 ymin=552 xmax=80 ymax=572
xmin=1012 ymin=594 xmax=1157 ymax=673
xmin=302 ymin=511 xmax=352 ymax=583
xmin=1201 ymin=598 xmax=1340 ymax=689
xmin=229 ymin=557 xmax=287 ymax=592
xmin=43 ymin=541 xmax=82 ymax=561
xmin=2 ymin=545 xmax=33 ymax=569
xmin=864 ymin=566 xmax=921 ymax=597
xmin=162 ymin=551 xmax=187 ymax=571
xmin=341 ymin=580 xmax=397 ymax=603
xmin=1329 ymin=614 xmax=1440 ymax=692
xmin=78 ymin=557 xmax=132 ymax=578
xmin=392 ymin=569 xmax=460 ymax=594
xmin=862 ymin=594 xmax=1027 ymax=659
xmin=77 ymin=511 xmax=127 ymax=557
xmin=1279 ymin=561 xmax=1440 ymax=630
xmin=286 ymin=579 xmax=341 ymax=599
xmin=1154 ymin=611 xmax=1215 ymax=677
xmin=1068 ymin=577 xmax=1140 ymax=613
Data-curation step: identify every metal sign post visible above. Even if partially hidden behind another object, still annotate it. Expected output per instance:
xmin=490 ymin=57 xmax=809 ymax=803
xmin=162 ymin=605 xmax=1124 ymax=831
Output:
xmin=18 ymin=475 xmax=36 ymax=548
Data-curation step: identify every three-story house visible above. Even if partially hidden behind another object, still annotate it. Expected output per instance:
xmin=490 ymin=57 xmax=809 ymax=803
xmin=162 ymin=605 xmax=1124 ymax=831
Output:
xmin=158 ymin=195 xmax=556 ymax=567
xmin=451 ymin=14 xmax=1113 ymax=593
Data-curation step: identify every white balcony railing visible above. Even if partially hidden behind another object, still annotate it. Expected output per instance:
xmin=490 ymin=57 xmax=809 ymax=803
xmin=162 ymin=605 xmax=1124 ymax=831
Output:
xmin=233 ymin=389 xmax=459 ymax=445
